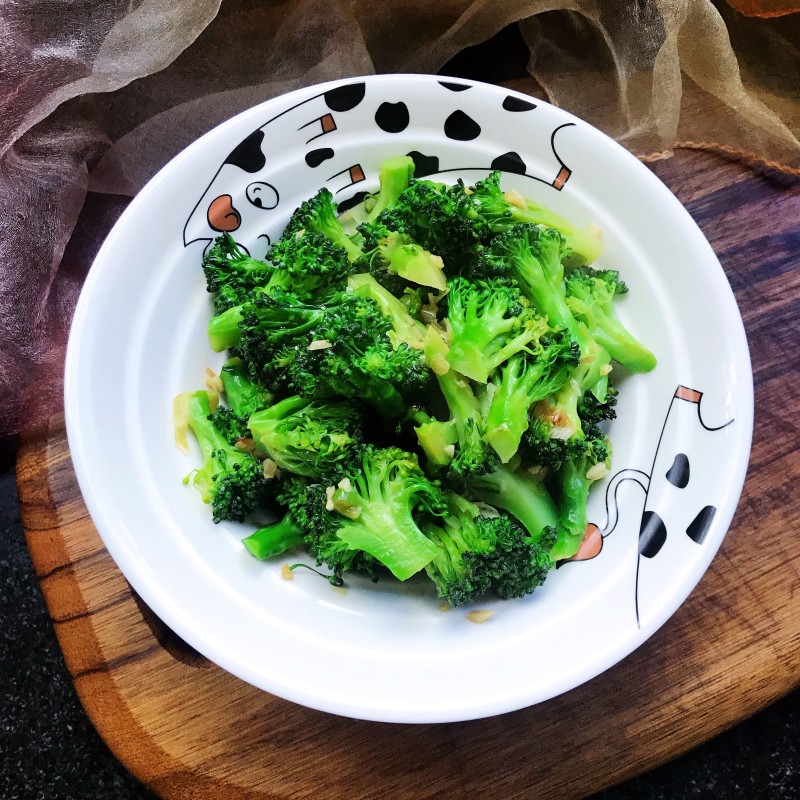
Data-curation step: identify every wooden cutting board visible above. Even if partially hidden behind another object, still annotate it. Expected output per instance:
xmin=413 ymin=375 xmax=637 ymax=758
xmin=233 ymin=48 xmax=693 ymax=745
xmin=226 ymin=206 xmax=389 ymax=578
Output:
xmin=16 ymin=149 xmax=800 ymax=800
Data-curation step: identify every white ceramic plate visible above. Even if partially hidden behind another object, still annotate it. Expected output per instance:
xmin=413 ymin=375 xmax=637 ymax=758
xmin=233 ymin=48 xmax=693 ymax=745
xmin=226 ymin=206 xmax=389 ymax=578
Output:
xmin=65 ymin=74 xmax=753 ymax=723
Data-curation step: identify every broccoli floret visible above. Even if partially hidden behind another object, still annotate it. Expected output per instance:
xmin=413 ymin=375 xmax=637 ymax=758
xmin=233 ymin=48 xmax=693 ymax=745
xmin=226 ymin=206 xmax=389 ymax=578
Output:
xmin=466 ymin=461 xmax=559 ymax=543
xmin=423 ymin=494 xmax=554 ymax=606
xmin=445 ymin=277 xmax=548 ymax=383
xmin=359 ymin=222 xmax=448 ymax=291
xmin=202 ymin=234 xmax=274 ymax=313
xmin=564 ymin=267 xmax=656 ymax=373
xmin=478 ymin=224 xmax=577 ymax=334
xmin=207 ymin=405 xmax=250 ymax=445
xmin=578 ymin=381 xmax=618 ymax=425
xmin=322 ymin=446 xmax=447 ymax=580
xmin=248 ymin=395 xmax=363 ymax=478
xmin=264 ymin=231 xmax=353 ymax=300
xmin=484 ymin=331 xmax=580 ymax=463
xmin=551 ymin=429 xmax=611 ymax=561
xmin=416 ymin=326 xmax=497 ymax=481
xmin=363 ymin=155 xmax=415 ymax=224
xmin=270 ymin=187 xmax=364 ymax=264
xmin=347 ymin=273 xmax=428 ymax=350
xmin=232 ymin=290 xmax=331 ymax=372
xmin=181 ymin=390 xmax=273 ymax=523
xmin=471 ymin=172 xmax=603 ymax=265
xmin=219 ymin=357 xmax=273 ymax=417
xmin=377 ymin=179 xmax=484 ymax=272
xmin=268 ymin=291 xmax=428 ymax=417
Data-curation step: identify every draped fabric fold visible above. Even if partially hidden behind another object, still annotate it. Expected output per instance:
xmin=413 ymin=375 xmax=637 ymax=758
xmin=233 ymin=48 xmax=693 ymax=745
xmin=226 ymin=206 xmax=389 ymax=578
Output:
xmin=1 ymin=0 xmax=797 ymax=435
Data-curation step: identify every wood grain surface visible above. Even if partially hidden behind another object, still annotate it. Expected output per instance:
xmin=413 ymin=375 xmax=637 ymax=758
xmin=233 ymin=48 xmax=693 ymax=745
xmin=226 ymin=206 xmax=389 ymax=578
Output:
xmin=16 ymin=149 xmax=800 ymax=800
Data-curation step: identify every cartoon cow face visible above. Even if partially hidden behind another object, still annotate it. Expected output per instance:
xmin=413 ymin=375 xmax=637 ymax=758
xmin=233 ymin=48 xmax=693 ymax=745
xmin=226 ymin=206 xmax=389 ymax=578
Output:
xmin=183 ymin=79 xmax=576 ymax=259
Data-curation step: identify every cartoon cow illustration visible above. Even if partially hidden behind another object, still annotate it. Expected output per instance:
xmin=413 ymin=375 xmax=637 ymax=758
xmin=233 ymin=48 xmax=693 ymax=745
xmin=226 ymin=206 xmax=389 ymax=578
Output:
xmin=183 ymin=79 xmax=576 ymax=259
xmin=566 ymin=385 xmax=736 ymax=627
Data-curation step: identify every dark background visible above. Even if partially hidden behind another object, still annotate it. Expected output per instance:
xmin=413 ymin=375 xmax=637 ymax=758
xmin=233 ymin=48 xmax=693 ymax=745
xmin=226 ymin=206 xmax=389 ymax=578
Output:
xmin=2 ymin=24 xmax=799 ymax=800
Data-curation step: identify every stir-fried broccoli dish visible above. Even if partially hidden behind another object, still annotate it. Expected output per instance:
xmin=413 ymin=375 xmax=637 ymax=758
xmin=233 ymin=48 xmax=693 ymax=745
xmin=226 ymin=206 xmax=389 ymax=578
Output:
xmin=177 ymin=155 xmax=656 ymax=608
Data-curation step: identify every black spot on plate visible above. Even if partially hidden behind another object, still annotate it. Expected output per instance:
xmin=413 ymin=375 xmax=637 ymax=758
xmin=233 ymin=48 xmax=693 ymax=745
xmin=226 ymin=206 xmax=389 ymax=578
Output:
xmin=375 ymin=101 xmax=410 ymax=133
xmin=639 ymin=511 xmax=667 ymax=558
xmin=444 ymin=110 xmax=481 ymax=141
xmin=324 ymin=82 xmax=366 ymax=112
xmin=224 ymin=129 xmax=266 ymax=173
xmin=686 ymin=506 xmax=716 ymax=544
xmin=491 ymin=151 xmax=526 ymax=174
xmin=666 ymin=453 xmax=690 ymax=488
xmin=406 ymin=150 xmax=440 ymax=178
xmin=305 ymin=147 xmax=334 ymax=168
xmin=439 ymin=81 xmax=471 ymax=92
xmin=502 ymin=95 xmax=536 ymax=112
xmin=337 ymin=190 xmax=370 ymax=213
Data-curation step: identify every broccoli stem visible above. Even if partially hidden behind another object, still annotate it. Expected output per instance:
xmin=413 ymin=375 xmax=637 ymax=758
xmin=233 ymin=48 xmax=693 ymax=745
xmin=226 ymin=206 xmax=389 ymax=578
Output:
xmin=348 ymin=273 xmax=428 ymax=349
xmin=208 ymin=304 xmax=244 ymax=352
xmin=364 ymin=155 xmax=415 ymax=223
xmin=519 ymin=199 xmax=603 ymax=266
xmin=242 ymin=512 xmax=305 ymax=560
xmin=377 ymin=235 xmax=447 ymax=291
xmin=220 ymin=357 xmax=273 ymax=415
xmin=468 ymin=462 xmax=558 ymax=542
xmin=552 ymin=460 xmax=592 ymax=560
xmin=590 ymin=317 xmax=657 ymax=373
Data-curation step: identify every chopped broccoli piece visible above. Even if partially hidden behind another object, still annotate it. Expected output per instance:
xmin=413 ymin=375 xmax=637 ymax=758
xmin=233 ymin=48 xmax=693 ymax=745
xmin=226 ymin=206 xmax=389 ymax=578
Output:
xmin=202 ymin=234 xmax=274 ymax=313
xmin=270 ymin=187 xmax=364 ymax=264
xmin=219 ymin=357 xmax=273 ymax=417
xmin=484 ymin=330 xmax=580 ymax=463
xmin=423 ymin=494 xmax=554 ymax=606
xmin=417 ymin=326 xmax=497 ymax=481
xmin=445 ymin=276 xmax=548 ymax=383
xmin=325 ymin=446 xmax=447 ymax=580
xmin=471 ymin=171 xmax=603 ymax=265
xmin=466 ymin=461 xmax=559 ymax=543
xmin=248 ymin=395 xmax=363 ymax=478
xmin=181 ymin=390 xmax=273 ymax=523
xmin=565 ymin=266 xmax=656 ymax=373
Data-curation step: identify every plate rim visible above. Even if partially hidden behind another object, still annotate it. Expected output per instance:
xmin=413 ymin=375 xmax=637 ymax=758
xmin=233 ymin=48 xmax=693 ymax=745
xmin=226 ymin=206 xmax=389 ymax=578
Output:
xmin=64 ymin=73 xmax=754 ymax=723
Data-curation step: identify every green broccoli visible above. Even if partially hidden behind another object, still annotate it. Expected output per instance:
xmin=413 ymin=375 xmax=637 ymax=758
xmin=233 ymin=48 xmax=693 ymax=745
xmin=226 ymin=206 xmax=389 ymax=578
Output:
xmin=445 ymin=276 xmax=548 ymax=383
xmin=471 ymin=171 xmax=603 ymax=265
xmin=377 ymin=179 xmax=484 ymax=272
xmin=484 ymin=330 xmax=580 ymax=463
xmin=181 ymin=390 xmax=273 ymax=523
xmin=270 ymin=186 xmax=364 ymax=264
xmin=565 ymin=267 xmax=656 ymax=373
xmin=551 ymin=427 xmax=611 ymax=561
xmin=324 ymin=446 xmax=447 ymax=580
xmin=466 ymin=461 xmax=559 ymax=544
xmin=415 ymin=325 xmax=497 ymax=481
xmin=263 ymin=230 xmax=353 ymax=300
xmin=248 ymin=395 xmax=363 ymax=478
xmin=423 ymin=493 xmax=554 ymax=606
xmin=219 ymin=357 xmax=273 ymax=417
xmin=202 ymin=234 xmax=274 ymax=313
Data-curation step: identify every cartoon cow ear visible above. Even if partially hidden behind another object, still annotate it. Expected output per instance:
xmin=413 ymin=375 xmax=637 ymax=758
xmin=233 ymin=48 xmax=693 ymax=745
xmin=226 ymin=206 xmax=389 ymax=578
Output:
xmin=246 ymin=182 xmax=279 ymax=210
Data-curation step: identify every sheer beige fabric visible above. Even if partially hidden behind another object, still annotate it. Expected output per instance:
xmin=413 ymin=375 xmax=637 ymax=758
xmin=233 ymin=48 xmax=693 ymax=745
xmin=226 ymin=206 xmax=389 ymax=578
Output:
xmin=1 ymin=0 xmax=797 ymax=434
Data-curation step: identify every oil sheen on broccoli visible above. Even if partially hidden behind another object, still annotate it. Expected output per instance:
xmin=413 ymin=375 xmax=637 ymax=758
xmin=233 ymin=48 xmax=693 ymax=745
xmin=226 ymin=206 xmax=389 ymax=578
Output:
xmin=179 ymin=156 xmax=656 ymax=607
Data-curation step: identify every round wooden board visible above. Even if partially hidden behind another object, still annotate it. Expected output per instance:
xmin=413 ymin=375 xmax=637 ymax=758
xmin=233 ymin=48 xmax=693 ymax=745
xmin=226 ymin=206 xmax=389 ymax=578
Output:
xmin=17 ymin=150 xmax=800 ymax=799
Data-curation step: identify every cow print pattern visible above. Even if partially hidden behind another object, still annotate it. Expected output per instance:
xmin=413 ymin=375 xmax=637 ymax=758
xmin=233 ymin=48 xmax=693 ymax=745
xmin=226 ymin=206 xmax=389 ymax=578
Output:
xmin=666 ymin=453 xmax=690 ymax=488
xmin=444 ymin=110 xmax=481 ymax=141
xmin=375 ymin=102 xmax=410 ymax=133
xmin=185 ymin=79 xmax=587 ymax=251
